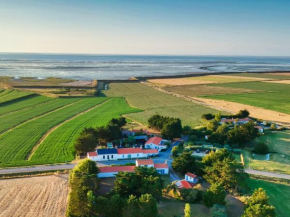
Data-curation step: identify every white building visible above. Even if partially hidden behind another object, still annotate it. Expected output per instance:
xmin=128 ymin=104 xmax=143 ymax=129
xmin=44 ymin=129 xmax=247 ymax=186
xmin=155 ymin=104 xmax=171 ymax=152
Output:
xmin=87 ymin=148 xmax=158 ymax=161
xmin=98 ymin=159 xmax=169 ymax=177
xmin=145 ymin=137 xmax=167 ymax=151
xmin=185 ymin=172 xmax=198 ymax=183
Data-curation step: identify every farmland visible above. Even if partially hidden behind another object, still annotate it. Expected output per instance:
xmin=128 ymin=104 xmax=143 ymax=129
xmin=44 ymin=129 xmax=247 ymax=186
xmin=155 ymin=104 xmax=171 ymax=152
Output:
xmin=202 ymin=81 xmax=290 ymax=115
xmin=0 ymin=89 xmax=34 ymax=104
xmin=30 ymin=98 xmax=141 ymax=164
xmin=0 ymin=98 xmax=80 ymax=134
xmin=0 ymin=95 xmax=51 ymax=116
xmin=102 ymin=82 xmax=219 ymax=127
xmin=0 ymin=97 xmax=108 ymax=167
xmin=0 ymin=174 xmax=68 ymax=217
xmin=247 ymin=178 xmax=290 ymax=217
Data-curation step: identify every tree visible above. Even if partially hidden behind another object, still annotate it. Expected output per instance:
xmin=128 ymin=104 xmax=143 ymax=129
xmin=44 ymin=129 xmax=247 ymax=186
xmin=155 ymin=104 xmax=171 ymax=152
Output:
xmin=114 ymin=167 xmax=164 ymax=201
xmin=202 ymin=149 xmax=234 ymax=167
xmin=161 ymin=118 xmax=182 ymax=139
xmin=237 ymin=109 xmax=250 ymax=118
xmin=184 ymin=203 xmax=191 ymax=217
xmin=254 ymin=142 xmax=269 ymax=154
xmin=242 ymin=188 xmax=275 ymax=217
xmin=95 ymin=126 xmax=111 ymax=145
xmin=172 ymin=146 xmax=178 ymax=158
xmin=123 ymin=195 xmax=140 ymax=217
xmin=202 ymin=113 xmax=215 ymax=120
xmin=203 ymin=157 xmax=248 ymax=192
xmin=172 ymin=152 xmax=197 ymax=174
xmin=182 ymin=125 xmax=192 ymax=135
xmin=74 ymin=132 xmax=97 ymax=155
xmin=228 ymin=122 xmax=259 ymax=147
xmin=206 ymin=119 xmax=219 ymax=132
xmin=139 ymin=194 xmax=158 ymax=217
xmin=66 ymin=159 xmax=100 ymax=217
xmin=109 ymin=117 xmax=127 ymax=128
xmin=203 ymin=183 xmax=226 ymax=207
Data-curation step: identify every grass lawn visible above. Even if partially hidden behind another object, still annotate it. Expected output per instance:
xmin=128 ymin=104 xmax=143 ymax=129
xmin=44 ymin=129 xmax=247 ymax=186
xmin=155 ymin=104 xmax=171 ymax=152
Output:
xmin=256 ymin=131 xmax=290 ymax=155
xmin=102 ymin=82 xmax=219 ymax=127
xmin=247 ymin=178 xmax=290 ymax=217
xmin=241 ymin=130 xmax=290 ymax=174
xmin=242 ymin=150 xmax=290 ymax=175
xmin=158 ymin=199 xmax=210 ymax=217
xmin=201 ymin=81 xmax=290 ymax=114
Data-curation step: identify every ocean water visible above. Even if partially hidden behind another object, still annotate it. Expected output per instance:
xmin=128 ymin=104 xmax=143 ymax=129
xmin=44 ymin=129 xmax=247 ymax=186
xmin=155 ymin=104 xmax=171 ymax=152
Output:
xmin=0 ymin=53 xmax=290 ymax=80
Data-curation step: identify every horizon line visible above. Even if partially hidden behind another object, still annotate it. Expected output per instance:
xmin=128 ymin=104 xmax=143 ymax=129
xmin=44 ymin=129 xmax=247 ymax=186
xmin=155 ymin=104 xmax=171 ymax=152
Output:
xmin=0 ymin=52 xmax=289 ymax=58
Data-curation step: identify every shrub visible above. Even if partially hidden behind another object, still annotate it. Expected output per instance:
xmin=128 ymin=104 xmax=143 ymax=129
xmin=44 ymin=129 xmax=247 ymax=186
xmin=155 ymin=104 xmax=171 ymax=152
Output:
xmin=254 ymin=143 xmax=269 ymax=154
xmin=210 ymin=204 xmax=227 ymax=217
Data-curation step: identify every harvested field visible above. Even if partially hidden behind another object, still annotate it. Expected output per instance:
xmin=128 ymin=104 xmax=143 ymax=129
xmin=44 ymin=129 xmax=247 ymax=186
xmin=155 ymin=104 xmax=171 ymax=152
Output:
xmin=191 ymin=97 xmax=290 ymax=125
xmin=263 ymin=79 xmax=290 ymax=84
xmin=266 ymin=72 xmax=290 ymax=76
xmin=224 ymin=73 xmax=290 ymax=80
xmin=164 ymin=84 xmax=256 ymax=96
xmin=0 ymin=174 xmax=68 ymax=217
xmin=148 ymin=75 xmax=260 ymax=87
xmin=148 ymin=78 xmax=214 ymax=86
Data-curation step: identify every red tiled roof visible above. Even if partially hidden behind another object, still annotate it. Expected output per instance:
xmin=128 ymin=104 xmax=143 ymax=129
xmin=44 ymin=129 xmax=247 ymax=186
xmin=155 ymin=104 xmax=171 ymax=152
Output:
xmin=185 ymin=172 xmax=197 ymax=179
xmin=154 ymin=163 xmax=168 ymax=169
xmin=117 ymin=148 xmax=143 ymax=154
xmin=99 ymin=166 xmax=135 ymax=173
xmin=136 ymin=159 xmax=154 ymax=165
xmin=88 ymin=152 xmax=98 ymax=157
xmin=145 ymin=137 xmax=163 ymax=146
xmin=180 ymin=180 xmax=192 ymax=189
xmin=142 ymin=149 xmax=158 ymax=154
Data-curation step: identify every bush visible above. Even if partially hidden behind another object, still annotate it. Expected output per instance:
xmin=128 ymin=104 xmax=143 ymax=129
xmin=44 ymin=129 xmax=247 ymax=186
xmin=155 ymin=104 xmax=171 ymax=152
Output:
xmin=233 ymin=149 xmax=242 ymax=154
xmin=210 ymin=204 xmax=227 ymax=217
xmin=254 ymin=143 xmax=269 ymax=154
xmin=179 ymin=188 xmax=200 ymax=203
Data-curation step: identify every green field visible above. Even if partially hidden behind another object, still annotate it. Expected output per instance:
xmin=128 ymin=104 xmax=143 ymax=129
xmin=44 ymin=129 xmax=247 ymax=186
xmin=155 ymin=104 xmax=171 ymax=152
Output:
xmin=242 ymin=131 xmax=290 ymax=174
xmin=0 ymin=98 xmax=80 ymax=134
xmin=201 ymin=81 xmax=290 ymax=114
xmin=226 ymin=73 xmax=290 ymax=80
xmin=0 ymin=97 xmax=108 ymax=167
xmin=247 ymin=179 xmax=290 ymax=217
xmin=0 ymin=89 xmax=35 ymax=104
xmin=30 ymin=98 xmax=141 ymax=164
xmin=0 ymin=95 xmax=52 ymax=116
xmin=102 ymin=83 xmax=219 ymax=127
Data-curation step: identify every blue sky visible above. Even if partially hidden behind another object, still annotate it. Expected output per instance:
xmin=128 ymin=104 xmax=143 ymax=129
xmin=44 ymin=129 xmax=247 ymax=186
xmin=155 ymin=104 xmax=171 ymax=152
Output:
xmin=1 ymin=0 xmax=290 ymax=56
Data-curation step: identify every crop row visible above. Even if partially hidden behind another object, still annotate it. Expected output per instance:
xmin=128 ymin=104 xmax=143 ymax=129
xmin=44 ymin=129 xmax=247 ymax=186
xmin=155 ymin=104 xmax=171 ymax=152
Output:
xmin=0 ymin=95 xmax=51 ymax=116
xmin=0 ymin=89 xmax=34 ymax=104
xmin=30 ymin=97 xmax=142 ymax=164
xmin=103 ymin=83 xmax=218 ymax=127
xmin=0 ymin=98 xmax=80 ymax=134
xmin=0 ymin=97 xmax=107 ymax=167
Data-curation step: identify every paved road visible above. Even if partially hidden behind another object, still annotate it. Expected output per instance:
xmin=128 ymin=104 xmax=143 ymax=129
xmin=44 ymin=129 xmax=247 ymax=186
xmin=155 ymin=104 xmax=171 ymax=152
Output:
xmin=245 ymin=169 xmax=290 ymax=180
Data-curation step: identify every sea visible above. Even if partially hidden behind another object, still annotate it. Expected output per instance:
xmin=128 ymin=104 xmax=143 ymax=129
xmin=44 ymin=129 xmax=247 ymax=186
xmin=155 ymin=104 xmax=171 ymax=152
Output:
xmin=0 ymin=53 xmax=290 ymax=80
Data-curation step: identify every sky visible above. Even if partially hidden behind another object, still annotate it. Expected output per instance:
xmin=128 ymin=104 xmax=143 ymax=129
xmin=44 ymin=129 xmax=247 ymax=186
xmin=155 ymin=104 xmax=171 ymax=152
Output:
xmin=1 ymin=0 xmax=290 ymax=56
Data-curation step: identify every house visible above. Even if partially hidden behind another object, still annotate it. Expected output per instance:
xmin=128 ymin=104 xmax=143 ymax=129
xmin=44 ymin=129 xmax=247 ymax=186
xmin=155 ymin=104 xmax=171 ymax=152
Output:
xmin=145 ymin=137 xmax=167 ymax=151
xmin=254 ymin=126 xmax=264 ymax=133
xmin=185 ymin=172 xmax=198 ymax=184
xmin=98 ymin=159 xmax=169 ymax=177
xmin=175 ymin=180 xmax=192 ymax=189
xmin=87 ymin=147 xmax=158 ymax=161
xmin=220 ymin=118 xmax=250 ymax=125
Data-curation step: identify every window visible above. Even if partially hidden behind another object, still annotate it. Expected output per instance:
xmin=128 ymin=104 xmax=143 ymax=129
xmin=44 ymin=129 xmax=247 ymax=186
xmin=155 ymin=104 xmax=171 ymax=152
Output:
xmin=137 ymin=154 xmax=139 ymax=157
xmin=103 ymin=156 xmax=105 ymax=159
xmin=123 ymin=155 xmax=124 ymax=158
xmin=111 ymin=155 xmax=113 ymax=158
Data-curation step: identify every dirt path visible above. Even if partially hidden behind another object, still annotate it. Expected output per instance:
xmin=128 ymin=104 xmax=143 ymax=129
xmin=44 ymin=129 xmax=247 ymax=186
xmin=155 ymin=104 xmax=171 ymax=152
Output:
xmin=191 ymin=97 xmax=290 ymax=125
xmin=0 ymin=174 xmax=69 ymax=217
xmin=27 ymin=99 xmax=110 ymax=160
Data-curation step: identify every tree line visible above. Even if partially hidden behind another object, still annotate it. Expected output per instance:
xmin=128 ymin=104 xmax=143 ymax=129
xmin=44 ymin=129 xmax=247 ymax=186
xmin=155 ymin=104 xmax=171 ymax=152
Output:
xmin=67 ymin=159 xmax=163 ymax=217
xmin=74 ymin=117 xmax=127 ymax=155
